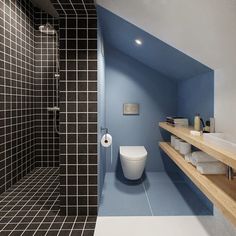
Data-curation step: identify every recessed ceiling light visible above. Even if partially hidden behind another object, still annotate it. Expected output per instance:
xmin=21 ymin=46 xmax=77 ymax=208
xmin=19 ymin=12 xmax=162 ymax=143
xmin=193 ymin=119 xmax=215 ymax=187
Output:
xmin=135 ymin=39 xmax=142 ymax=45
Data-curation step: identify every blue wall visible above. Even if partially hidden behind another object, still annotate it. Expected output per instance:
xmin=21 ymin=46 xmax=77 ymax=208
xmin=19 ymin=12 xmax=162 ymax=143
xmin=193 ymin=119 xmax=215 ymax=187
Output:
xmin=105 ymin=46 xmax=177 ymax=172
xmin=177 ymin=71 xmax=214 ymax=125
xmin=174 ymin=72 xmax=214 ymax=212
xmin=98 ymin=22 xmax=106 ymax=201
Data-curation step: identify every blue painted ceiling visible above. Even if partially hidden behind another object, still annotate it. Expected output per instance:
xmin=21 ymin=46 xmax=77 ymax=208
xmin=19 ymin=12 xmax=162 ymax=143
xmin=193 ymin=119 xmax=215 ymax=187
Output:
xmin=97 ymin=5 xmax=213 ymax=81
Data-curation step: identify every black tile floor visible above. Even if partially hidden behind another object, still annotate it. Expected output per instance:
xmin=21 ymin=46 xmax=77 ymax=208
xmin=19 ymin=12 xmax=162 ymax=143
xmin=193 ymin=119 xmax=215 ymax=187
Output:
xmin=0 ymin=168 xmax=96 ymax=236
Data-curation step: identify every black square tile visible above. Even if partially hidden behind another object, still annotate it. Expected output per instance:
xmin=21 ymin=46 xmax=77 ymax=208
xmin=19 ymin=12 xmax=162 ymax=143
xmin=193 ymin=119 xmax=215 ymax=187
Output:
xmin=39 ymin=223 xmax=51 ymax=230
xmin=50 ymin=223 xmax=63 ymax=230
xmin=2 ymin=223 xmax=17 ymax=230
xmin=82 ymin=230 xmax=94 ymax=236
xmin=22 ymin=231 xmax=37 ymax=236
xmin=10 ymin=231 xmax=24 ymax=236
xmin=58 ymin=230 xmax=71 ymax=236
xmin=46 ymin=231 xmax=59 ymax=236
xmin=62 ymin=223 xmax=73 ymax=229
xmin=73 ymin=222 xmax=85 ymax=229
xmin=34 ymin=231 xmax=48 ymax=236
xmin=71 ymin=230 xmax=83 ymax=236
xmin=27 ymin=223 xmax=40 ymax=230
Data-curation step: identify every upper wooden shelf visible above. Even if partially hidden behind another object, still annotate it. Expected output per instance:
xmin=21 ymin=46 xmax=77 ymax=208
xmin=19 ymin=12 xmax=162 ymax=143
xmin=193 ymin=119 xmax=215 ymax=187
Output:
xmin=159 ymin=122 xmax=236 ymax=170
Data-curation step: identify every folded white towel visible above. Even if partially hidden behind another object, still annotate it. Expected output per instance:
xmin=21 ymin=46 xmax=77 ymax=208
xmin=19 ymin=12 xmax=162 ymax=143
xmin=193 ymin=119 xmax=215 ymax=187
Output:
xmin=190 ymin=155 xmax=197 ymax=166
xmin=197 ymin=162 xmax=227 ymax=175
xmin=191 ymin=151 xmax=218 ymax=165
xmin=184 ymin=153 xmax=192 ymax=163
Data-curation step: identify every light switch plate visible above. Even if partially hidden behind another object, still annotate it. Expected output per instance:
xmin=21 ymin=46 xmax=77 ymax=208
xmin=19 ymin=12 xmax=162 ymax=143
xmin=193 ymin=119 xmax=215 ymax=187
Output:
xmin=123 ymin=103 xmax=139 ymax=115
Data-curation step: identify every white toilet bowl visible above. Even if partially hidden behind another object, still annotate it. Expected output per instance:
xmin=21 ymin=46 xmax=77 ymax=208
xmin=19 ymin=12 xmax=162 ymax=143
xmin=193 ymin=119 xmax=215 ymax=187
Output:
xmin=120 ymin=146 xmax=148 ymax=180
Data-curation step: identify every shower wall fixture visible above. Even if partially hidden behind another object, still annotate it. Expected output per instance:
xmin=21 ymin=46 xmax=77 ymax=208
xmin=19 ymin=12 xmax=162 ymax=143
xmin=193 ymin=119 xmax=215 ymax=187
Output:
xmin=51 ymin=0 xmax=98 ymax=215
xmin=34 ymin=9 xmax=60 ymax=167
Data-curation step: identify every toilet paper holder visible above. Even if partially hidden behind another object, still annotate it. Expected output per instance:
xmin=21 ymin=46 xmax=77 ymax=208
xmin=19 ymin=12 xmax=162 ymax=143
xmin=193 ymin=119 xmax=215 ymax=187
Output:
xmin=100 ymin=128 xmax=112 ymax=147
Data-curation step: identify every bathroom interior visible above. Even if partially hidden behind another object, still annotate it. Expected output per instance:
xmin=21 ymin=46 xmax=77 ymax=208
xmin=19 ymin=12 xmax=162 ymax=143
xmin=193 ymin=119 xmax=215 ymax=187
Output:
xmin=0 ymin=0 xmax=235 ymax=236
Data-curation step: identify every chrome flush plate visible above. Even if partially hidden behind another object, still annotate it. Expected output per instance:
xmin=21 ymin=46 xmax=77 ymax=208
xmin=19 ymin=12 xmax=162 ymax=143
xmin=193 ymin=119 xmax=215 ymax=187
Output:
xmin=123 ymin=103 xmax=140 ymax=115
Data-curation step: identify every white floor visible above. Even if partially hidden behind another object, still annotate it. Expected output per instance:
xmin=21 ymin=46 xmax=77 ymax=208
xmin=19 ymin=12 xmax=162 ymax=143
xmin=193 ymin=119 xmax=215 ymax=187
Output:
xmin=94 ymin=215 xmax=236 ymax=236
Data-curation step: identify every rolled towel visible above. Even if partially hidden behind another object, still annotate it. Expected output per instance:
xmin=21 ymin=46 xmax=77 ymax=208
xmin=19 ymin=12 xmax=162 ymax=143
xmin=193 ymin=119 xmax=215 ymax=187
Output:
xmin=191 ymin=151 xmax=218 ymax=166
xmin=179 ymin=141 xmax=191 ymax=155
xmin=190 ymin=154 xmax=197 ymax=166
xmin=185 ymin=153 xmax=192 ymax=163
xmin=197 ymin=162 xmax=227 ymax=175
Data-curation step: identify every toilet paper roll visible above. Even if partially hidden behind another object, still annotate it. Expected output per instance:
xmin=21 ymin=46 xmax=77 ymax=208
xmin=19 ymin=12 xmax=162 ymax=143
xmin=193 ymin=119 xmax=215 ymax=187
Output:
xmin=101 ymin=134 xmax=112 ymax=147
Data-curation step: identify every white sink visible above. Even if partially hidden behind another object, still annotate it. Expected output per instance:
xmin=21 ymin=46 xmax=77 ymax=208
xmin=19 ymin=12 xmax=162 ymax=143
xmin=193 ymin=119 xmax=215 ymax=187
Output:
xmin=203 ymin=133 xmax=236 ymax=153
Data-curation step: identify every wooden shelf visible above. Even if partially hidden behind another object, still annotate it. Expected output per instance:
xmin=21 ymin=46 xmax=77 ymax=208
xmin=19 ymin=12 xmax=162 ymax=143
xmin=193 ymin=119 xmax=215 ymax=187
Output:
xmin=159 ymin=122 xmax=236 ymax=170
xmin=159 ymin=142 xmax=236 ymax=226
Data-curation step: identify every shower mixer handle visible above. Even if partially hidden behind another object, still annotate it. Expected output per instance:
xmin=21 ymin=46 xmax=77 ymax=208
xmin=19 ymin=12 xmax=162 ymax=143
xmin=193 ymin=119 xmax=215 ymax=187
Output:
xmin=47 ymin=107 xmax=60 ymax=112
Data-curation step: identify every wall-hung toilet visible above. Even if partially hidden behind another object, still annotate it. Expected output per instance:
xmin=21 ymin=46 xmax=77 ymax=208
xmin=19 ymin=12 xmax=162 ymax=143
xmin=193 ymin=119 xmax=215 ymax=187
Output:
xmin=120 ymin=146 xmax=148 ymax=180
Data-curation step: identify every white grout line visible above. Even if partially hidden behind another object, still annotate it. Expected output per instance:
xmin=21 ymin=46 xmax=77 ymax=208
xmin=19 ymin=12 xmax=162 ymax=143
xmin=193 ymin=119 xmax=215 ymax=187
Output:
xmin=81 ymin=215 xmax=88 ymax=236
xmin=56 ymin=215 xmax=67 ymax=236
xmin=142 ymin=182 xmax=154 ymax=216
xmin=42 ymin=197 xmax=60 ymax=236
xmin=68 ymin=216 xmax=77 ymax=236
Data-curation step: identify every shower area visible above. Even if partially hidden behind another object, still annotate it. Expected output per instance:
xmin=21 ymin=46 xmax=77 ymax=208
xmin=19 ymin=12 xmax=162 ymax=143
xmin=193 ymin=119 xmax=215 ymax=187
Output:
xmin=35 ymin=13 xmax=60 ymax=167
xmin=0 ymin=0 xmax=98 ymax=234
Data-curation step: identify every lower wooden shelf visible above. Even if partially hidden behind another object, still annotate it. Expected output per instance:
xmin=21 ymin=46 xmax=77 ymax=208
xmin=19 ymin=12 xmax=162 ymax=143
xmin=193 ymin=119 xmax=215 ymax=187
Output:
xmin=159 ymin=142 xmax=236 ymax=226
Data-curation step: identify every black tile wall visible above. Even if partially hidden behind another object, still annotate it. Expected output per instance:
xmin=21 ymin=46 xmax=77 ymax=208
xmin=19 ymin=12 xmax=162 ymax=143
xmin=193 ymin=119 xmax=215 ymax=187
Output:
xmin=51 ymin=0 xmax=97 ymax=17
xmin=0 ymin=0 xmax=98 ymax=217
xmin=0 ymin=0 xmax=60 ymax=194
xmin=0 ymin=0 xmax=35 ymax=194
xmin=51 ymin=0 xmax=98 ymax=216
xmin=34 ymin=8 xmax=60 ymax=167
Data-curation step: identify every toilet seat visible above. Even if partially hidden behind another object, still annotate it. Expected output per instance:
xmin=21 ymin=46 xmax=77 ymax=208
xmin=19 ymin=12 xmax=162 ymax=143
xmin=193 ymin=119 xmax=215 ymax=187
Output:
xmin=120 ymin=146 xmax=147 ymax=161
xmin=120 ymin=146 xmax=148 ymax=180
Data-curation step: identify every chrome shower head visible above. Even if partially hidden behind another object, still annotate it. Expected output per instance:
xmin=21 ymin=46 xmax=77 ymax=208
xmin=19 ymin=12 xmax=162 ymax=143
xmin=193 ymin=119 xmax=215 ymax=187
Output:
xmin=39 ymin=23 xmax=57 ymax=35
